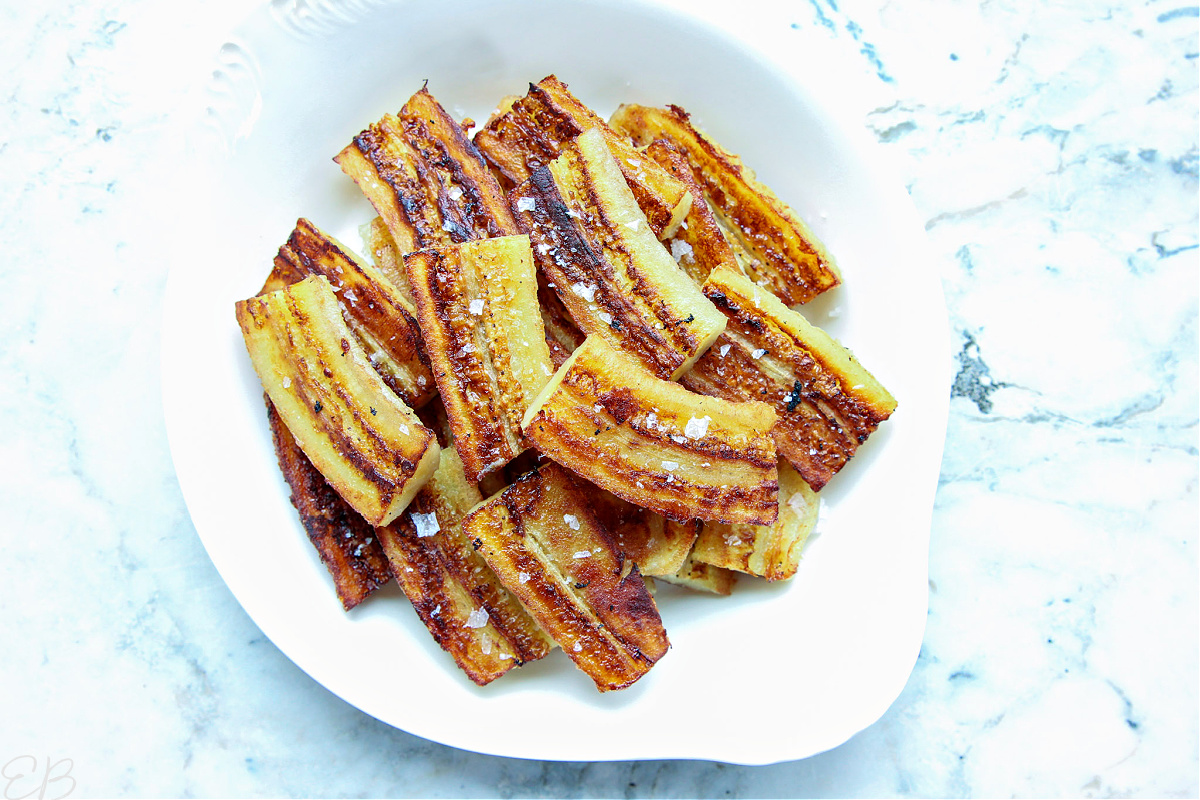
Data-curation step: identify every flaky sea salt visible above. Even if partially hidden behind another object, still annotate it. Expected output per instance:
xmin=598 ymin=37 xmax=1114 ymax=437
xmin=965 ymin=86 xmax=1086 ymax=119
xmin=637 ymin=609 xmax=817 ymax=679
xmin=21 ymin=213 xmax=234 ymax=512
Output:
xmin=515 ymin=197 xmax=536 ymax=212
xmin=661 ymin=460 xmax=679 ymax=471
xmin=598 ymin=311 xmax=613 ymax=325
xmin=573 ymin=642 xmax=582 ymax=652
xmin=751 ymin=348 xmax=767 ymax=359
xmin=719 ymin=344 xmax=731 ymax=357
xmin=412 ymin=512 xmax=440 ymax=538
xmin=464 ymin=608 xmax=489 ymax=628
xmin=282 ymin=377 xmax=291 ymax=388
xmin=518 ymin=571 xmax=531 ymax=584
xmin=469 ymin=298 xmax=485 ymax=316
xmin=684 ymin=415 xmax=711 ymax=439
xmin=572 ymin=550 xmax=590 ymax=559
xmin=448 ymin=185 xmax=464 ymax=201
xmin=571 ymin=282 xmax=597 ymax=302
xmin=670 ymin=239 xmax=694 ymax=263
xmin=563 ymin=514 xmax=580 ymax=530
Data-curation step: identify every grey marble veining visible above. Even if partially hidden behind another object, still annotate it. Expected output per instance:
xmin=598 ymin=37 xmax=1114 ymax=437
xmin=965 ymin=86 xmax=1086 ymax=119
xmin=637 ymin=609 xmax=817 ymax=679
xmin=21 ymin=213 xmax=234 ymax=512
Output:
xmin=0 ymin=0 xmax=1195 ymax=797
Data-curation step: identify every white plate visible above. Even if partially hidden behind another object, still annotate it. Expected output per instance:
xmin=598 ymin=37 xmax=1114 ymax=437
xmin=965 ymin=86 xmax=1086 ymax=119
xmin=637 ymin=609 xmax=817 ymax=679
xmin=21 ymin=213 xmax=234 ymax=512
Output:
xmin=162 ymin=0 xmax=950 ymax=764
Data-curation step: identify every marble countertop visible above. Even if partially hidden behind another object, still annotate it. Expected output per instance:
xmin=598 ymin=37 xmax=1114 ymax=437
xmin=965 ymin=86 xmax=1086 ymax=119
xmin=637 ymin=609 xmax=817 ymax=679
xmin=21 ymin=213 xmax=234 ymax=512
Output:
xmin=0 ymin=0 xmax=1195 ymax=796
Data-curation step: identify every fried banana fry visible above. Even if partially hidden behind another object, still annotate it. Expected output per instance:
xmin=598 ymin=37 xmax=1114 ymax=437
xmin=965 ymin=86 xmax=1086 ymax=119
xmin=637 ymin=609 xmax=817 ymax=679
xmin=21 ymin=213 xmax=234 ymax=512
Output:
xmin=691 ymin=459 xmax=818 ymax=580
xmin=512 ymin=128 xmax=726 ymax=380
xmin=522 ymin=335 xmax=779 ymax=525
xmin=265 ymin=218 xmax=435 ymax=409
xmin=236 ymin=275 xmax=440 ymax=526
xmin=376 ymin=447 xmax=553 ymax=685
xmin=405 ymin=235 xmax=554 ymax=482
xmin=683 ymin=265 xmax=896 ymax=490
xmin=611 ymin=103 xmax=841 ymax=304
xmin=461 ymin=463 xmax=670 ymax=691
xmin=474 ymin=74 xmax=692 ymax=238
xmin=335 ymin=88 xmax=517 ymax=254
xmin=266 ymin=398 xmax=391 ymax=610
xmin=643 ymin=138 xmax=740 ymax=287
xmin=588 ymin=490 xmax=698 ymax=577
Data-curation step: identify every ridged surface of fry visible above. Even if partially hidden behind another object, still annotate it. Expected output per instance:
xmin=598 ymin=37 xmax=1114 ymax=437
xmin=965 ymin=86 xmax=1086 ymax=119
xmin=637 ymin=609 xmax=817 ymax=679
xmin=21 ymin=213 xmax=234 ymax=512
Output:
xmin=611 ymin=103 xmax=841 ymax=305
xmin=461 ymin=463 xmax=670 ymax=691
xmin=692 ymin=460 xmax=818 ymax=580
xmin=376 ymin=448 xmax=553 ymax=685
xmin=266 ymin=398 xmax=391 ymax=610
xmin=474 ymin=75 xmax=692 ymax=238
xmin=266 ymin=218 xmax=435 ymax=409
xmin=587 ymin=489 xmax=698 ymax=577
xmin=335 ymin=88 xmax=517 ymax=255
xmin=512 ymin=128 xmax=725 ymax=380
xmin=522 ymin=335 xmax=779 ymax=525
xmin=236 ymin=275 xmax=440 ymax=526
xmin=644 ymin=139 xmax=740 ymax=287
xmin=684 ymin=265 xmax=896 ymax=490
xmin=405 ymin=235 xmax=553 ymax=482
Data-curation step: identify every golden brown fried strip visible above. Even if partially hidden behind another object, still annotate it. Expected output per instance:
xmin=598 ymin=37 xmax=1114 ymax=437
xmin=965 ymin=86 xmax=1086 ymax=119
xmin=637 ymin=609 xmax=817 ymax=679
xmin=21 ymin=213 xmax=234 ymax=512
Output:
xmin=461 ymin=463 xmax=669 ymax=691
xmin=691 ymin=460 xmax=818 ymax=581
xmin=643 ymin=139 xmax=740 ymax=287
xmin=512 ymin=128 xmax=725 ymax=380
xmin=474 ymin=74 xmax=692 ymax=238
xmin=656 ymin=550 xmax=738 ymax=596
xmin=376 ymin=448 xmax=553 ymax=685
xmin=683 ymin=265 xmax=895 ymax=490
xmin=335 ymin=88 xmax=517 ymax=255
xmin=522 ymin=335 xmax=779 ymax=525
xmin=405 ymin=235 xmax=554 ymax=482
xmin=264 ymin=218 xmax=435 ymax=409
xmin=236 ymin=276 xmax=440 ymax=526
xmin=587 ymin=489 xmax=698 ymax=577
xmin=611 ymin=103 xmax=841 ymax=304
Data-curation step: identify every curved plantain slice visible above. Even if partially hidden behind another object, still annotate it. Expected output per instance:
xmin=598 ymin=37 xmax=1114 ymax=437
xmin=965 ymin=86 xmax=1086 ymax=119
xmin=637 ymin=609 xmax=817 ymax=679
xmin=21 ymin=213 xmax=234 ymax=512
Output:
xmin=474 ymin=74 xmax=692 ymax=238
xmin=611 ymin=103 xmax=841 ymax=305
xmin=267 ymin=218 xmax=435 ymax=409
xmin=335 ymin=88 xmax=518 ymax=255
xmin=461 ymin=462 xmax=669 ymax=692
xmin=405 ymin=235 xmax=554 ymax=482
xmin=691 ymin=459 xmax=818 ymax=581
xmin=522 ymin=335 xmax=779 ymax=525
xmin=684 ymin=265 xmax=896 ymax=490
xmin=376 ymin=447 xmax=553 ymax=685
xmin=512 ymin=127 xmax=726 ymax=380
xmin=643 ymin=138 xmax=740 ymax=288
xmin=236 ymin=275 xmax=440 ymax=526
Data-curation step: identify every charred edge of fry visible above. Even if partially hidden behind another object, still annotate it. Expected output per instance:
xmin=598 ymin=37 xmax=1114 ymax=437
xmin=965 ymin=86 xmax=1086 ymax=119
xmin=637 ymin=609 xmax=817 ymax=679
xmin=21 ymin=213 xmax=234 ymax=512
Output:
xmin=461 ymin=463 xmax=669 ymax=691
xmin=406 ymin=247 xmax=517 ymax=482
xmin=275 ymin=218 xmax=435 ymax=409
xmin=265 ymin=397 xmax=390 ymax=610
xmin=644 ymin=138 xmax=739 ymax=287
xmin=399 ymin=88 xmax=520 ymax=241
xmin=611 ymin=103 xmax=840 ymax=304
xmin=690 ymin=266 xmax=894 ymax=490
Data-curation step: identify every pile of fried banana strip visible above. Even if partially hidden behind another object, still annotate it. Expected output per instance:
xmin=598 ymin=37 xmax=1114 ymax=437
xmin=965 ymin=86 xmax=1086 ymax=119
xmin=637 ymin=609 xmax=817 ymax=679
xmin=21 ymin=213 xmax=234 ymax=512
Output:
xmin=234 ymin=77 xmax=896 ymax=691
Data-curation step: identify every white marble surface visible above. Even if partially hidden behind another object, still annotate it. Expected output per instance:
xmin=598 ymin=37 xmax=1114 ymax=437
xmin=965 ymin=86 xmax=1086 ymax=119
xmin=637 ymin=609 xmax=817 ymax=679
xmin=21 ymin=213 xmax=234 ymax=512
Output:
xmin=0 ymin=0 xmax=1195 ymax=797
